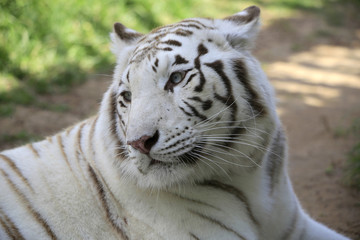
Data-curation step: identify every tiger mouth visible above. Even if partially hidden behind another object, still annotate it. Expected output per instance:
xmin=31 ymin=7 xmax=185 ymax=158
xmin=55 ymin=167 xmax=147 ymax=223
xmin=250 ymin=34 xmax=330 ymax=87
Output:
xmin=149 ymin=144 xmax=203 ymax=167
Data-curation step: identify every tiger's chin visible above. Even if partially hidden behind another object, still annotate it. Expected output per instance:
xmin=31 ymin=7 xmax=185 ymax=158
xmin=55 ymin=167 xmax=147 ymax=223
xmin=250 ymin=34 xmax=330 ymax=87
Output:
xmin=149 ymin=149 xmax=199 ymax=167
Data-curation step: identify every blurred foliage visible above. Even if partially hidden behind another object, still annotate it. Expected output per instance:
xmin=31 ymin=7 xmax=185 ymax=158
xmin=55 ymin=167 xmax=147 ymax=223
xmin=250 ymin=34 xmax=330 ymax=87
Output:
xmin=0 ymin=0 xmax=356 ymax=109
xmin=0 ymin=130 xmax=40 ymax=148
xmin=344 ymin=119 xmax=360 ymax=189
xmin=347 ymin=143 xmax=360 ymax=189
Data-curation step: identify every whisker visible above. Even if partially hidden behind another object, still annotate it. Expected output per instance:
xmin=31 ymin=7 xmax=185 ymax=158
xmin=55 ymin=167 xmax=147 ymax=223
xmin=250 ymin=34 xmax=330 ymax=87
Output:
xmin=198 ymin=141 xmax=261 ymax=168
xmin=199 ymin=138 xmax=266 ymax=149
xmin=197 ymin=125 xmax=272 ymax=138
xmin=198 ymin=148 xmax=255 ymax=168
xmin=200 ymin=139 xmax=269 ymax=157
xmin=200 ymin=134 xmax=265 ymax=141
xmin=196 ymin=110 xmax=264 ymax=129
xmin=201 ymin=138 xmax=282 ymax=162
xmin=193 ymin=92 xmax=245 ymax=128
xmin=189 ymin=152 xmax=231 ymax=179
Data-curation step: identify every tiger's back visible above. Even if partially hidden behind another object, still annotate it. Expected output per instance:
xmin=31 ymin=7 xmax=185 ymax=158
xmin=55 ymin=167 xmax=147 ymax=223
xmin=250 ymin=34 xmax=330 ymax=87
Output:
xmin=0 ymin=6 xmax=350 ymax=240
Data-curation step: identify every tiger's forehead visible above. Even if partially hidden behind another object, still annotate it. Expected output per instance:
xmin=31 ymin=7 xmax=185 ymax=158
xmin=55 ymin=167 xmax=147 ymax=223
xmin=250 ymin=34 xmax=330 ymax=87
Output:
xmin=129 ymin=18 xmax=215 ymax=64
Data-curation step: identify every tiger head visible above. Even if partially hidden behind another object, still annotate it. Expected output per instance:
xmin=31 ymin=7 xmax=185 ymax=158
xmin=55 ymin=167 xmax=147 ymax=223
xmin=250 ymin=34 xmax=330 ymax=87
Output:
xmin=104 ymin=6 xmax=279 ymax=189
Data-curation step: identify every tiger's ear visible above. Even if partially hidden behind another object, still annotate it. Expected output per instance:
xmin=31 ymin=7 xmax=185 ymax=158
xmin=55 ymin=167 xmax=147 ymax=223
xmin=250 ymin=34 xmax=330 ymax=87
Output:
xmin=220 ymin=6 xmax=261 ymax=51
xmin=110 ymin=22 xmax=143 ymax=56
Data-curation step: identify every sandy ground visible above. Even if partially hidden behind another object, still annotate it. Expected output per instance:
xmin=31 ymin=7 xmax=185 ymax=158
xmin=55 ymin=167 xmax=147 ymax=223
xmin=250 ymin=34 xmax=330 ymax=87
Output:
xmin=1 ymin=9 xmax=360 ymax=239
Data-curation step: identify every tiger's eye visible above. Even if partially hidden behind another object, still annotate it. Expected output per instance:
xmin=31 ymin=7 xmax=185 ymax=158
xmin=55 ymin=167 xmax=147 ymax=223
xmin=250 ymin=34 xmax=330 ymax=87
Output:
xmin=169 ymin=72 xmax=184 ymax=84
xmin=121 ymin=91 xmax=132 ymax=102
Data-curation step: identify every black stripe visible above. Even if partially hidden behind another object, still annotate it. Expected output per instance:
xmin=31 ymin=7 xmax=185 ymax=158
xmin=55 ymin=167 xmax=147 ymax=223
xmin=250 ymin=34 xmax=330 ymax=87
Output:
xmin=173 ymin=55 xmax=189 ymax=66
xmin=232 ymin=59 xmax=266 ymax=116
xmin=117 ymin=112 xmax=126 ymax=127
xmin=176 ymin=23 xmax=202 ymax=29
xmin=189 ymin=209 xmax=246 ymax=240
xmin=57 ymin=134 xmax=74 ymax=174
xmin=280 ymin=208 xmax=299 ymax=240
xmin=162 ymin=135 xmax=192 ymax=151
xmin=189 ymin=97 xmax=213 ymax=111
xmin=88 ymin=165 xmax=129 ymax=239
xmin=0 ymin=207 xmax=25 ymax=240
xmin=195 ymin=44 xmax=208 ymax=69
xmin=0 ymin=154 xmax=33 ymax=192
xmin=183 ymin=73 xmax=197 ymax=87
xmin=247 ymin=129 xmax=272 ymax=167
xmin=65 ymin=126 xmax=74 ymax=135
xmin=119 ymin=100 xmax=126 ymax=108
xmin=161 ymin=39 xmax=182 ymax=46
xmin=152 ymin=66 xmax=157 ymax=73
xmin=74 ymin=122 xmax=88 ymax=181
xmin=174 ymin=29 xmax=193 ymax=36
xmin=126 ymin=71 xmax=130 ymax=83
xmin=76 ymin=122 xmax=86 ymax=157
xmin=205 ymin=60 xmax=236 ymax=121
xmin=226 ymin=125 xmax=247 ymax=148
xmin=190 ymin=232 xmax=201 ymax=240
xmin=205 ymin=60 xmax=240 ymax=147
xmin=154 ymin=58 xmax=159 ymax=67
xmin=183 ymin=101 xmax=207 ymax=121
xmin=266 ymin=129 xmax=286 ymax=195
xmin=110 ymin=91 xmax=126 ymax=159
xmin=0 ymin=217 xmax=16 ymax=240
xmin=27 ymin=144 xmax=40 ymax=158
xmin=193 ymin=44 xmax=208 ymax=92
xmin=0 ymin=220 xmax=21 ymax=240
xmin=172 ymin=193 xmax=221 ymax=211
xmin=180 ymin=19 xmax=213 ymax=29
xmin=201 ymin=180 xmax=259 ymax=227
xmin=155 ymin=47 xmax=172 ymax=51
xmin=0 ymin=169 xmax=58 ymax=240
xmin=194 ymin=72 xmax=206 ymax=92
xmin=179 ymin=106 xmax=193 ymax=117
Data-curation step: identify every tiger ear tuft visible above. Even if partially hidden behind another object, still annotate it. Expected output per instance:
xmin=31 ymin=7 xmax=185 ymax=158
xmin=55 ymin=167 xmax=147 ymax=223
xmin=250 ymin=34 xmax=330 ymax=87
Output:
xmin=220 ymin=6 xmax=261 ymax=51
xmin=224 ymin=6 xmax=260 ymax=24
xmin=113 ymin=22 xmax=143 ymax=42
xmin=110 ymin=22 xmax=143 ymax=56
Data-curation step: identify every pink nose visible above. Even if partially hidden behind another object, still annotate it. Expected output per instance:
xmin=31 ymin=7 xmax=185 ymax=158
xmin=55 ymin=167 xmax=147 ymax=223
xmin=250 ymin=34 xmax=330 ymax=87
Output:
xmin=127 ymin=131 xmax=159 ymax=154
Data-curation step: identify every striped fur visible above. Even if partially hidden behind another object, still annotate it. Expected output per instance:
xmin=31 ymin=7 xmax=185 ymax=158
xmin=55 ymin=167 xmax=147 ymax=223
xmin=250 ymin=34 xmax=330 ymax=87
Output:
xmin=0 ymin=6 xmax=349 ymax=240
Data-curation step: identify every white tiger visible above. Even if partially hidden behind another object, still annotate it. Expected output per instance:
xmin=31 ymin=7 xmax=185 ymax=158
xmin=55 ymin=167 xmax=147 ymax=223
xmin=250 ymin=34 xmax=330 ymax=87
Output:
xmin=0 ymin=6 xmax=350 ymax=240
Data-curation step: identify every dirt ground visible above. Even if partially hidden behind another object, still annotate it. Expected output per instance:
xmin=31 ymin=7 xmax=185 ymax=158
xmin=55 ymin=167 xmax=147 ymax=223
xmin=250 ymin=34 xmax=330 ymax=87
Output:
xmin=1 ymin=8 xmax=360 ymax=239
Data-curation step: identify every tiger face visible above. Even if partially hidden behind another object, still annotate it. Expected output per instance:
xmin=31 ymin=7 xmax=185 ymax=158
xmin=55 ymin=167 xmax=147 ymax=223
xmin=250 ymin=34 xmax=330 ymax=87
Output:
xmin=108 ymin=6 xmax=277 ymax=189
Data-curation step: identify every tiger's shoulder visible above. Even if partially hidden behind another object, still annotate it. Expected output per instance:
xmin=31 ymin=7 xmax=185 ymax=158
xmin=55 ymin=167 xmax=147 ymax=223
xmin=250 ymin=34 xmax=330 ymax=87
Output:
xmin=0 ymin=117 xmax=129 ymax=239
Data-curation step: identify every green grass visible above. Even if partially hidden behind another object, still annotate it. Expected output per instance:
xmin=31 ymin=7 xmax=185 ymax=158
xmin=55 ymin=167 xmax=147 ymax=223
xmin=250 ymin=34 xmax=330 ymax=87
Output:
xmin=0 ymin=0 xmax=354 ymax=110
xmin=0 ymin=104 xmax=15 ymax=117
xmin=0 ymin=131 xmax=40 ymax=148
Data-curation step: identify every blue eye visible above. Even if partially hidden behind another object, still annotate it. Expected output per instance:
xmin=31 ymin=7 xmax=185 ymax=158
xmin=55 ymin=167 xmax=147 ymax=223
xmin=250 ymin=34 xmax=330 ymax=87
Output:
xmin=169 ymin=72 xmax=184 ymax=84
xmin=164 ymin=71 xmax=188 ymax=92
xmin=121 ymin=91 xmax=132 ymax=102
